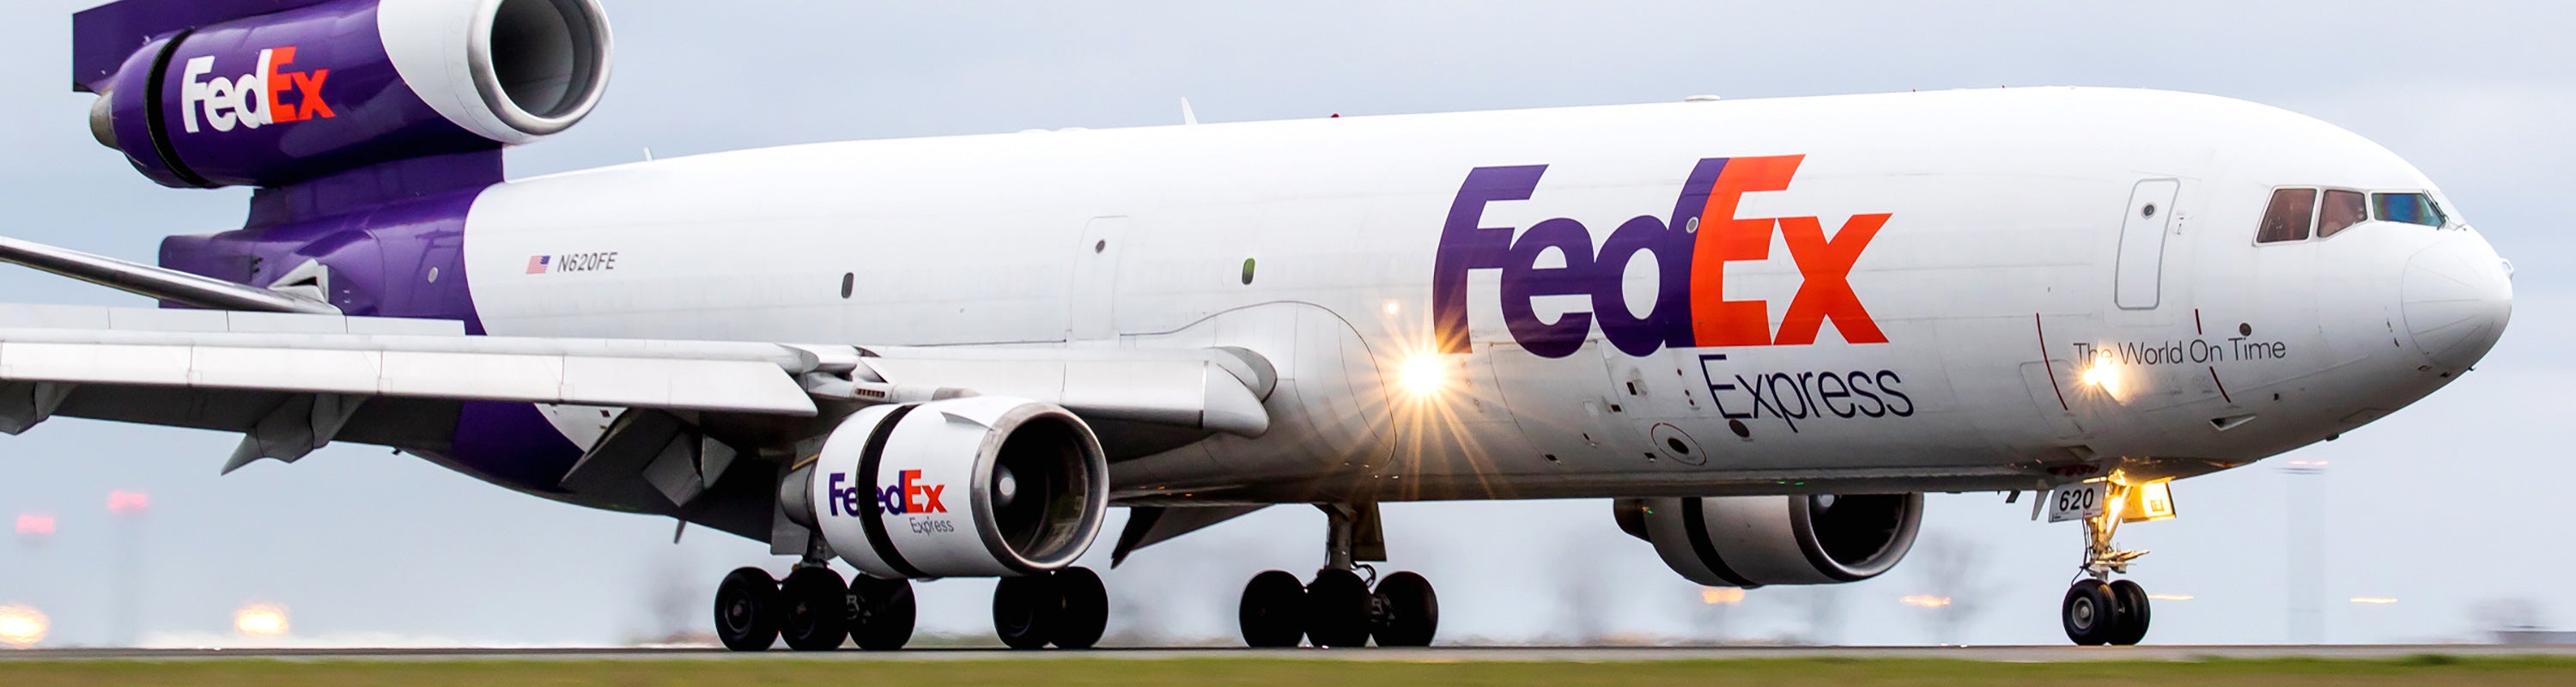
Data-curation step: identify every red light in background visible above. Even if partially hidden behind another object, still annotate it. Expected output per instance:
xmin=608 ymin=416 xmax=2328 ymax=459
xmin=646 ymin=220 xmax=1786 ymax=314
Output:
xmin=106 ymin=491 xmax=149 ymax=516
xmin=13 ymin=514 xmax=52 ymax=537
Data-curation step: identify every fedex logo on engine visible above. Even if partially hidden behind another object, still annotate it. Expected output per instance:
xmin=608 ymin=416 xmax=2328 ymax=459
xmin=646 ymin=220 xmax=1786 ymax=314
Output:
xmin=1433 ymin=155 xmax=1889 ymax=359
xmin=179 ymin=47 xmax=336 ymax=133
xmin=829 ymin=469 xmax=948 ymax=517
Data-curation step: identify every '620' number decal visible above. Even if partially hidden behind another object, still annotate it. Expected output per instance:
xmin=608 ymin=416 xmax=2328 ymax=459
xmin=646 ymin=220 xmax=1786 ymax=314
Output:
xmin=2047 ymin=483 xmax=2107 ymax=523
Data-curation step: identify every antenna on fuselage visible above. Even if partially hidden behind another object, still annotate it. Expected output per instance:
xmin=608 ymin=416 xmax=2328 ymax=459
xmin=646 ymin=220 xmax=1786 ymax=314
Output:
xmin=1181 ymin=98 xmax=1199 ymax=126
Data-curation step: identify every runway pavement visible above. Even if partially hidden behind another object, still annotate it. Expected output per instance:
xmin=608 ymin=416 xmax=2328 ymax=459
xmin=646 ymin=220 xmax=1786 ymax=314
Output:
xmin=5 ymin=644 xmax=2574 ymax=662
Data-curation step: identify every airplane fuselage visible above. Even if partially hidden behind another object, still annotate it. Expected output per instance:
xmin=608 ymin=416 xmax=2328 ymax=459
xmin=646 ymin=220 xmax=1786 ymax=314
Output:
xmin=403 ymin=87 xmax=2508 ymax=505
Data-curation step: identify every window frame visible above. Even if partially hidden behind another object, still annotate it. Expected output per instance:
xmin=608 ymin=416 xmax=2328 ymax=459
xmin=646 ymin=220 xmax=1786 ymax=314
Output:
xmin=2254 ymin=186 xmax=2320 ymax=245
xmin=2369 ymin=191 xmax=2449 ymax=228
xmin=2254 ymin=185 xmax=2448 ymax=246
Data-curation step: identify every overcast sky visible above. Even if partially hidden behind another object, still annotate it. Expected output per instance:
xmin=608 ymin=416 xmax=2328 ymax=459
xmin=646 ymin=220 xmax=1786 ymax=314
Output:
xmin=2 ymin=0 xmax=2571 ymax=647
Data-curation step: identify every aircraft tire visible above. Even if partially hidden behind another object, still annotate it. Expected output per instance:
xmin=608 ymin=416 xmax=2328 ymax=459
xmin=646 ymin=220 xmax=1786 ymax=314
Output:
xmin=780 ymin=567 xmax=849 ymax=651
xmin=1240 ymin=569 xmax=1307 ymax=647
xmin=1304 ymin=568 xmax=1373 ymax=648
xmin=1370 ymin=571 xmax=1439 ymax=647
xmin=1049 ymin=567 xmax=1109 ymax=649
xmin=849 ymin=575 xmax=917 ymax=651
xmin=714 ymin=567 xmax=781 ymax=652
xmin=2061 ymin=580 xmax=2121 ymax=646
xmin=993 ymin=573 xmax=1060 ymax=650
xmin=2107 ymin=579 xmax=2152 ymax=646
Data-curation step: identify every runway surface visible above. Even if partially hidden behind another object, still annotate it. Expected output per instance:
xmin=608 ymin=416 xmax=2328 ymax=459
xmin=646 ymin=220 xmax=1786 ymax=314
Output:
xmin=6 ymin=644 xmax=2574 ymax=662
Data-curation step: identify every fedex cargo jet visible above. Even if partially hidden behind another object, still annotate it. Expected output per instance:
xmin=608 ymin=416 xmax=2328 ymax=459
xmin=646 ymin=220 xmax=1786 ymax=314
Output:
xmin=15 ymin=0 xmax=2506 ymax=649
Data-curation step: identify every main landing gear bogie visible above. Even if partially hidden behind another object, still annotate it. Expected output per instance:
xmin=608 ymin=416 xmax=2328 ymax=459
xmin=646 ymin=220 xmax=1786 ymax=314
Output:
xmin=1236 ymin=566 xmax=1441 ymax=648
xmin=1234 ymin=504 xmax=1439 ymax=648
xmin=993 ymin=567 xmax=1111 ymax=650
xmin=711 ymin=565 xmax=917 ymax=652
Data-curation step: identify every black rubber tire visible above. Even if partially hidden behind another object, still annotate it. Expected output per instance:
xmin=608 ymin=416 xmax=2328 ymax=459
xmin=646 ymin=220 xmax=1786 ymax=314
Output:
xmin=1239 ymin=569 xmax=1307 ymax=647
xmin=714 ymin=567 xmax=780 ymax=652
xmin=849 ymin=575 xmax=917 ymax=651
xmin=1370 ymin=571 xmax=1439 ymax=647
xmin=2107 ymin=579 xmax=2152 ymax=646
xmin=2062 ymin=580 xmax=2120 ymax=646
xmin=993 ymin=574 xmax=1060 ymax=650
xmin=1304 ymin=568 xmax=1373 ymax=648
xmin=779 ymin=567 xmax=849 ymax=651
xmin=1051 ymin=567 xmax=1109 ymax=649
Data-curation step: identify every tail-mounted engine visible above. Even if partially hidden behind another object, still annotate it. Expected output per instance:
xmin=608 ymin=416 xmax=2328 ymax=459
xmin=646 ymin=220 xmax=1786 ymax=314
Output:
xmin=783 ymin=397 xmax=1111 ymax=579
xmin=1616 ymin=494 xmax=1923 ymax=587
xmin=74 ymin=0 xmax=613 ymax=189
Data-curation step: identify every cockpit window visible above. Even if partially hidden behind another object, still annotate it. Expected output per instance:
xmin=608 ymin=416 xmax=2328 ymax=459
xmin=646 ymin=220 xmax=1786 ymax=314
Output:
xmin=2318 ymin=190 xmax=2367 ymax=238
xmin=2257 ymin=188 xmax=2316 ymax=243
xmin=2373 ymin=192 xmax=2445 ymax=227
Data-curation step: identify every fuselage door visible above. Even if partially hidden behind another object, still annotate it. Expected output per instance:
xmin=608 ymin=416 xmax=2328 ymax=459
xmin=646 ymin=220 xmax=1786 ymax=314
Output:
xmin=2114 ymin=179 xmax=2181 ymax=310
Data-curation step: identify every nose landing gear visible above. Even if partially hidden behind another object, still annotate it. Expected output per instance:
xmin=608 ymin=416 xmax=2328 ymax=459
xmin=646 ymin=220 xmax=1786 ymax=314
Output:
xmin=2058 ymin=481 xmax=2157 ymax=646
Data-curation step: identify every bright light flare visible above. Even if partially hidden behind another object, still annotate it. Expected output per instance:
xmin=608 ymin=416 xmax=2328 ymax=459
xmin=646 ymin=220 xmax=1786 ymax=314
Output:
xmin=234 ymin=604 xmax=290 ymax=636
xmin=2079 ymin=365 xmax=2123 ymax=398
xmin=2148 ymin=594 xmax=2195 ymax=601
xmin=1700 ymin=587 xmax=1745 ymax=605
xmin=13 ymin=514 xmax=52 ymax=537
xmin=0 ymin=605 xmax=46 ymax=647
xmin=1900 ymin=594 xmax=1953 ymax=608
xmin=106 ymin=490 xmax=149 ymax=516
xmin=2348 ymin=597 xmax=2398 ymax=605
xmin=1399 ymin=354 xmax=1451 ymax=398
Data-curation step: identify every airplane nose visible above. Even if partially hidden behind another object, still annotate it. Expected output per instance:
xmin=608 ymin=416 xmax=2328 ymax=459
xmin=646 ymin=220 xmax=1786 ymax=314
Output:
xmin=2399 ymin=233 xmax=2512 ymax=370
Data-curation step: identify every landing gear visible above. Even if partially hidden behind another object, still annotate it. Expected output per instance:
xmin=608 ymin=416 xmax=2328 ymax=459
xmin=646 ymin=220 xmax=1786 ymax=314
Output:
xmin=1239 ymin=570 xmax=1307 ymax=647
xmin=848 ymin=575 xmax=917 ymax=651
xmin=992 ymin=567 xmax=1110 ymax=649
xmin=1233 ymin=504 xmax=1442 ymax=647
xmin=1304 ymin=568 xmax=1372 ymax=647
xmin=714 ymin=564 xmax=916 ymax=652
xmin=780 ymin=567 xmax=848 ymax=651
xmin=1371 ymin=570 xmax=1439 ymax=647
xmin=2059 ymin=481 xmax=2155 ymax=646
xmin=714 ymin=567 xmax=781 ymax=651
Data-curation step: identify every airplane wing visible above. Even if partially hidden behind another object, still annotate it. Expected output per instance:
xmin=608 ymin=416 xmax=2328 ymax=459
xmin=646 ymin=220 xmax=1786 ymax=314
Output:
xmin=0 ymin=305 xmax=1272 ymax=477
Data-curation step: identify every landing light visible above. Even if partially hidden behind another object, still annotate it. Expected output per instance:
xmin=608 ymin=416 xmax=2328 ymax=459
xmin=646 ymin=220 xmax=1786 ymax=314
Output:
xmin=1900 ymin=594 xmax=1953 ymax=608
xmin=1400 ymin=355 xmax=1451 ymax=398
xmin=1701 ymin=587 xmax=1745 ymax=605
xmin=2349 ymin=597 xmax=2398 ymax=605
xmin=2080 ymin=365 xmax=2123 ymax=398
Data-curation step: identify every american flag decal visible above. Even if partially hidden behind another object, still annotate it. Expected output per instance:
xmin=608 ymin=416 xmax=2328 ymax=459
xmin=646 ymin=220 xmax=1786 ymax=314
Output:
xmin=526 ymin=255 xmax=550 ymax=274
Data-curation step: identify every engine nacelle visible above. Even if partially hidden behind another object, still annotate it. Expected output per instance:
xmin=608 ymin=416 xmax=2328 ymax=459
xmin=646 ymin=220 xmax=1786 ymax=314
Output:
xmin=792 ymin=397 xmax=1110 ymax=579
xmin=77 ymin=0 xmax=612 ymax=188
xmin=1616 ymin=494 xmax=1923 ymax=587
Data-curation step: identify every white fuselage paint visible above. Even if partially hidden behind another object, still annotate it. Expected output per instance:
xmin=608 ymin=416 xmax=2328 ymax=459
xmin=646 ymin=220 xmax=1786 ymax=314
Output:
xmin=459 ymin=88 xmax=2511 ymax=503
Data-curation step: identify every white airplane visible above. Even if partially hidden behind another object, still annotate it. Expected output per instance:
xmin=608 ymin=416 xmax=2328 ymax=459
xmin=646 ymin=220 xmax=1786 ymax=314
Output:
xmin=20 ymin=0 xmax=2506 ymax=649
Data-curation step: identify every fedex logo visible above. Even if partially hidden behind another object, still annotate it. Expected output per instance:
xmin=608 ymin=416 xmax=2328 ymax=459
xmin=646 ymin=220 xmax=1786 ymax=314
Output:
xmin=1433 ymin=155 xmax=1889 ymax=359
xmin=824 ymin=470 xmax=949 ymax=518
xmin=179 ymin=47 xmax=335 ymax=133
